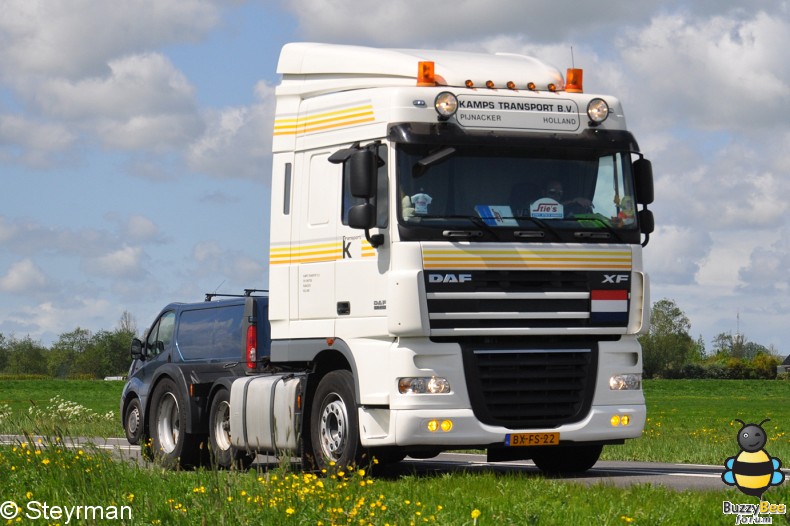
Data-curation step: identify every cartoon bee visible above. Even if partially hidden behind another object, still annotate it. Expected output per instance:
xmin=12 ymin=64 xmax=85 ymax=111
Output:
xmin=722 ymin=418 xmax=785 ymax=498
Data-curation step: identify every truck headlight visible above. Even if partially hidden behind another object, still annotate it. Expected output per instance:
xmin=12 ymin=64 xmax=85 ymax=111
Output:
xmin=609 ymin=373 xmax=641 ymax=390
xmin=587 ymin=98 xmax=609 ymax=124
xmin=434 ymin=92 xmax=458 ymax=119
xmin=398 ymin=376 xmax=451 ymax=394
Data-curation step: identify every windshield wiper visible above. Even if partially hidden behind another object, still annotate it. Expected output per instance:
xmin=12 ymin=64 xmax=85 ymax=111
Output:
xmin=572 ymin=215 xmax=623 ymax=242
xmin=412 ymin=214 xmax=502 ymax=240
xmin=512 ymin=215 xmax=561 ymax=240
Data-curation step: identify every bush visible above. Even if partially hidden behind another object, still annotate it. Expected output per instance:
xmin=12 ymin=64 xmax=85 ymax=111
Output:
xmin=703 ymin=363 xmax=728 ymax=379
xmin=679 ymin=363 xmax=706 ymax=379
xmin=0 ymin=373 xmax=50 ymax=380
xmin=751 ymin=353 xmax=781 ymax=379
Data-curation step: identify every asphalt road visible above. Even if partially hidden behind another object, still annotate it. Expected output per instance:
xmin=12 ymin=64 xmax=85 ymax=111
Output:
xmin=4 ymin=434 xmax=777 ymax=492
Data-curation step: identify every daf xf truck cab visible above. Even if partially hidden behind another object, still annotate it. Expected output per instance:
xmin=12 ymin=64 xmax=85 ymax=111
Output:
xmin=228 ymin=42 xmax=655 ymax=474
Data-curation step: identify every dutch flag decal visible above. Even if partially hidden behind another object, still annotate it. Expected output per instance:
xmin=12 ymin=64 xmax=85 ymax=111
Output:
xmin=590 ymin=290 xmax=629 ymax=323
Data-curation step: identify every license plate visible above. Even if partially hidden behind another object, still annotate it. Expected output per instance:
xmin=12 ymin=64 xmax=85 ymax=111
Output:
xmin=505 ymin=432 xmax=559 ymax=447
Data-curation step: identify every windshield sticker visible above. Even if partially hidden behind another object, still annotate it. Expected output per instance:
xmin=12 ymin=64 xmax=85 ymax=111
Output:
xmin=475 ymin=205 xmax=518 ymax=227
xmin=410 ymin=192 xmax=433 ymax=215
xmin=530 ymin=198 xmax=564 ymax=219
xmin=615 ymin=196 xmax=636 ymax=226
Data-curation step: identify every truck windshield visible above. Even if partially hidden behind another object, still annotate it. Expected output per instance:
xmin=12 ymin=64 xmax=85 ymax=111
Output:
xmin=396 ymin=142 xmax=640 ymax=243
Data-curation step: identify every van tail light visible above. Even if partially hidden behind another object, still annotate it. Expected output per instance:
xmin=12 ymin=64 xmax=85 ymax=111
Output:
xmin=246 ymin=325 xmax=257 ymax=369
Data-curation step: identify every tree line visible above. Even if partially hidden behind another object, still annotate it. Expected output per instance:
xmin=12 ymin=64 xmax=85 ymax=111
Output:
xmin=0 ymin=313 xmax=136 ymax=379
xmin=640 ymin=299 xmax=784 ymax=379
xmin=0 ymin=301 xmax=784 ymax=380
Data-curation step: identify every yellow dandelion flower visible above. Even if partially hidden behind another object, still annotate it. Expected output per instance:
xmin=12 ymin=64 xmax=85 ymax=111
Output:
xmin=471 ymin=509 xmax=481 ymax=519
xmin=286 ymin=507 xmax=295 ymax=515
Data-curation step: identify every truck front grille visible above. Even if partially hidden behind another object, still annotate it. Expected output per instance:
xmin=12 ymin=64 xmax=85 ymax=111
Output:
xmin=425 ymin=270 xmax=630 ymax=335
xmin=462 ymin=344 xmax=597 ymax=429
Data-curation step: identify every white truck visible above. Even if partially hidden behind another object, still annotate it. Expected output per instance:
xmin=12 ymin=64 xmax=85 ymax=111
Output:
xmin=228 ymin=42 xmax=654 ymax=474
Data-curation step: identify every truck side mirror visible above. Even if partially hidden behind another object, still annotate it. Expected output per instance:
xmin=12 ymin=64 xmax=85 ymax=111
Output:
xmin=633 ymin=158 xmax=654 ymax=205
xmin=348 ymin=203 xmax=376 ymax=229
xmin=638 ymin=209 xmax=654 ymax=247
xmin=130 ymin=338 xmax=144 ymax=360
xmin=638 ymin=209 xmax=654 ymax=235
xmin=349 ymin=149 xmax=377 ymax=198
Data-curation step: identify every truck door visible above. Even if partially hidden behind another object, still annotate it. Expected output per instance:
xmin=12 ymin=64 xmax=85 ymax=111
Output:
xmin=295 ymin=149 xmax=338 ymax=334
xmin=335 ymin=143 xmax=389 ymax=326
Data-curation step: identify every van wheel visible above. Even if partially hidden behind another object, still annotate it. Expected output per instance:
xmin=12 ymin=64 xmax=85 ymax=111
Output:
xmin=123 ymin=398 xmax=143 ymax=445
xmin=531 ymin=444 xmax=602 ymax=475
xmin=150 ymin=378 xmax=200 ymax=468
xmin=209 ymin=389 xmax=252 ymax=470
xmin=310 ymin=370 xmax=365 ymax=471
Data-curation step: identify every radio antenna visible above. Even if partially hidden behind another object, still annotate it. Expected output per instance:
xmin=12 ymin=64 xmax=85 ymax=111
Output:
xmin=570 ymin=46 xmax=576 ymax=68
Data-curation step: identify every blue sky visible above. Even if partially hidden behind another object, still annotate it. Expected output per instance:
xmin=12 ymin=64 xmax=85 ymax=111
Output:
xmin=1 ymin=1 xmax=789 ymax=353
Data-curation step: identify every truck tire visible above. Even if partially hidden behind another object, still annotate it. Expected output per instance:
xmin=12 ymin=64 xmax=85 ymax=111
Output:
xmin=123 ymin=397 xmax=143 ymax=445
xmin=531 ymin=444 xmax=602 ymax=475
xmin=149 ymin=378 xmax=201 ymax=469
xmin=310 ymin=370 xmax=366 ymax=471
xmin=208 ymin=388 xmax=252 ymax=470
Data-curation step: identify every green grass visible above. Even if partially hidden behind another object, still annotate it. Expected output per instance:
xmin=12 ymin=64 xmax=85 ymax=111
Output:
xmin=602 ymin=379 xmax=790 ymax=465
xmin=0 ymin=379 xmax=124 ymax=437
xmin=2 ymin=439 xmax=787 ymax=525
xmin=1 ymin=379 xmax=789 ymax=524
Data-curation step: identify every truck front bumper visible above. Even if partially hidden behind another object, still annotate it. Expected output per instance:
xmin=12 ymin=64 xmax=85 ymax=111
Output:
xmin=358 ymin=403 xmax=645 ymax=448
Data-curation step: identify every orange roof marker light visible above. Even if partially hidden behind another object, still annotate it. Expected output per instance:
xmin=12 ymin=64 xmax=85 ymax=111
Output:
xmin=417 ymin=61 xmax=436 ymax=86
xmin=566 ymin=68 xmax=583 ymax=93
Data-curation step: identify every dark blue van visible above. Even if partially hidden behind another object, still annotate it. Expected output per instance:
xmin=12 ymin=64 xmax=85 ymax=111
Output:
xmin=120 ymin=290 xmax=269 ymax=469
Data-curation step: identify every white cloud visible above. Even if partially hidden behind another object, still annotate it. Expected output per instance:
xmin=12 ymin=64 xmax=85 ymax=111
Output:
xmin=0 ymin=1 xmax=219 ymax=164
xmin=85 ymin=246 xmax=147 ymax=279
xmin=190 ymin=241 xmax=264 ymax=288
xmin=124 ymin=215 xmax=164 ymax=243
xmin=0 ymin=215 xmax=111 ymax=257
xmin=0 ymin=0 xmax=221 ymax=80
xmin=282 ymin=1 xmax=781 ymax=47
xmin=618 ymin=11 xmax=790 ymax=130
xmin=35 ymin=53 xmax=203 ymax=151
xmin=0 ymin=114 xmax=76 ymax=167
xmin=738 ymin=229 xmax=790 ymax=294
xmin=187 ymin=81 xmax=276 ymax=180
xmin=283 ymin=0 xmax=662 ymax=46
xmin=2 ymin=297 xmax=116 ymax=341
xmin=644 ymin=225 xmax=710 ymax=285
xmin=0 ymin=259 xmax=50 ymax=293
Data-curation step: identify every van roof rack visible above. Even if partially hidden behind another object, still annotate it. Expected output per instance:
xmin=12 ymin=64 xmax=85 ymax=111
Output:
xmin=204 ymin=289 xmax=269 ymax=302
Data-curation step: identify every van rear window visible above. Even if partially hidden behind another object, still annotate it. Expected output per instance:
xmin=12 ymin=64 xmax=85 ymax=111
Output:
xmin=176 ymin=304 xmax=244 ymax=361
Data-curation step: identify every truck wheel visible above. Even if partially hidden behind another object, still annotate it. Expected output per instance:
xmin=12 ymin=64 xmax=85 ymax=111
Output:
xmin=149 ymin=378 xmax=200 ymax=468
xmin=123 ymin=398 xmax=143 ymax=445
xmin=209 ymin=388 xmax=252 ymax=470
xmin=310 ymin=370 xmax=365 ymax=471
xmin=531 ymin=444 xmax=602 ymax=475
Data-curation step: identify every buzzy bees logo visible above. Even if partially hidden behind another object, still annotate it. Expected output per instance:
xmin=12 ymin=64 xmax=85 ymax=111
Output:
xmin=721 ymin=419 xmax=786 ymax=524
